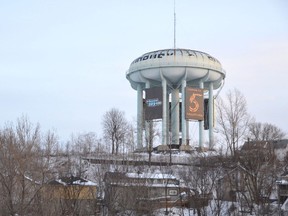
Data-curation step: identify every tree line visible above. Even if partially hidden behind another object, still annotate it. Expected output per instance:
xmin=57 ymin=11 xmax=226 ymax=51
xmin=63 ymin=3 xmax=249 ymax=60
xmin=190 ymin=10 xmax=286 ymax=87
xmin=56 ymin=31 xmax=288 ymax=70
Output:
xmin=0 ymin=88 xmax=286 ymax=215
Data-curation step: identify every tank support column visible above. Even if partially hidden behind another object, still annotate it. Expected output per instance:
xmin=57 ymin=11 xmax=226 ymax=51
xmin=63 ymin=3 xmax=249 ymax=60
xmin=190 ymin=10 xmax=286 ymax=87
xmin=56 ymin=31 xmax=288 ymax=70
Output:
xmin=209 ymin=82 xmax=214 ymax=149
xmin=171 ymin=88 xmax=179 ymax=145
xmin=161 ymin=75 xmax=168 ymax=145
xmin=199 ymin=81 xmax=204 ymax=148
xmin=181 ymin=79 xmax=187 ymax=145
xmin=137 ymin=84 xmax=143 ymax=149
xmin=145 ymin=82 xmax=151 ymax=149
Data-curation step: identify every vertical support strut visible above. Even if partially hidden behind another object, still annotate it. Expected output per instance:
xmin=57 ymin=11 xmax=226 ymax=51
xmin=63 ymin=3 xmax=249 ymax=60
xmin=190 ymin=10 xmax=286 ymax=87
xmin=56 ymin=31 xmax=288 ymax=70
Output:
xmin=145 ymin=82 xmax=151 ymax=149
xmin=209 ymin=82 xmax=214 ymax=149
xmin=171 ymin=88 xmax=179 ymax=144
xmin=181 ymin=79 xmax=187 ymax=145
xmin=162 ymin=77 xmax=168 ymax=145
xmin=166 ymin=90 xmax=170 ymax=145
xmin=199 ymin=81 xmax=204 ymax=148
xmin=137 ymin=84 xmax=143 ymax=149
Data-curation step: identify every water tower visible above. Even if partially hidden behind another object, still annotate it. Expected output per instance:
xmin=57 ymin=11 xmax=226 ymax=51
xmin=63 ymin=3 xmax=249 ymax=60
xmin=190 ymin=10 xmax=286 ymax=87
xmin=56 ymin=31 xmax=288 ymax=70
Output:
xmin=126 ymin=48 xmax=225 ymax=150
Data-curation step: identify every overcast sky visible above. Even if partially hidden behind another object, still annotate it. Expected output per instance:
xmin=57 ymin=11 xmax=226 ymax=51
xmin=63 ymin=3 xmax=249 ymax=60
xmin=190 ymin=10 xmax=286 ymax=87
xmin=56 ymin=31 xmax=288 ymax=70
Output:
xmin=1 ymin=0 xmax=288 ymax=144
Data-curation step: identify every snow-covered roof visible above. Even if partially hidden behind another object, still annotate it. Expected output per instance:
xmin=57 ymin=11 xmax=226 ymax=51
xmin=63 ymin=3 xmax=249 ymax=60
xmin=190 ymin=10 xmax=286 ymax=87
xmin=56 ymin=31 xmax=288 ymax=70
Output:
xmin=48 ymin=176 xmax=97 ymax=186
xmin=126 ymin=172 xmax=176 ymax=180
xmin=104 ymin=171 xmax=183 ymax=188
xmin=276 ymin=179 xmax=288 ymax=185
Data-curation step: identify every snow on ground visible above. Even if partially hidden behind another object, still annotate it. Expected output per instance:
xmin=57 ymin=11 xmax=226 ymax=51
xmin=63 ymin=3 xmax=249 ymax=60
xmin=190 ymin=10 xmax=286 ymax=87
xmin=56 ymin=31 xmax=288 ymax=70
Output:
xmin=115 ymin=201 xmax=280 ymax=216
xmin=49 ymin=153 xmax=282 ymax=215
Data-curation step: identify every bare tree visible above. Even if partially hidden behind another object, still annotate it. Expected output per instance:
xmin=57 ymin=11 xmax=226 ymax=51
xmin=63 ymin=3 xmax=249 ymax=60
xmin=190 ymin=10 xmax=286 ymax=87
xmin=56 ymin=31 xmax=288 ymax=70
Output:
xmin=102 ymin=108 xmax=128 ymax=155
xmin=145 ymin=121 xmax=160 ymax=167
xmin=0 ymin=116 xmax=53 ymax=215
xmin=216 ymin=88 xmax=251 ymax=156
xmin=43 ymin=129 xmax=59 ymax=163
xmin=248 ymin=121 xmax=286 ymax=141
xmin=125 ymin=123 xmax=136 ymax=153
xmin=236 ymin=148 xmax=280 ymax=214
xmin=71 ymin=132 xmax=100 ymax=156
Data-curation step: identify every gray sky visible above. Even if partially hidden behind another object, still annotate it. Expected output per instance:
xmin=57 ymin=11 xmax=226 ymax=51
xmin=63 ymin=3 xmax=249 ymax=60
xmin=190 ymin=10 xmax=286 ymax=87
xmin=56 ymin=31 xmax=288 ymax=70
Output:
xmin=1 ymin=0 xmax=288 ymax=143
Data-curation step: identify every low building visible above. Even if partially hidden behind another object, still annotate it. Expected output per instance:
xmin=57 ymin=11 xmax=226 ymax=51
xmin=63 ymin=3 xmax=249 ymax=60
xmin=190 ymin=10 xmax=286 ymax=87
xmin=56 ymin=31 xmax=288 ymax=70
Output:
xmin=41 ymin=176 xmax=98 ymax=215
xmin=217 ymin=164 xmax=251 ymax=202
xmin=42 ymin=176 xmax=97 ymax=200
xmin=276 ymin=172 xmax=288 ymax=210
xmin=104 ymin=171 xmax=192 ymax=213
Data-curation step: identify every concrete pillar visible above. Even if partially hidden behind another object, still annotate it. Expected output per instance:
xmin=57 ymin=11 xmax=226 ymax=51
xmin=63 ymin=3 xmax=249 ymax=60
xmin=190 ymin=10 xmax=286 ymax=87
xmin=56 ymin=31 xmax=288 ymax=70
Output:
xmin=137 ymin=84 xmax=143 ymax=149
xmin=171 ymin=88 xmax=179 ymax=144
xmin=199 ymin=81 xmax=204 ymax=148
xmin=162 ymin=78 xmax=168 ymax=145
xmin=166 ymin=91 xmax=170 ymax=145
xmin=209 ymin=82 xmax=214 ymax=149
xmin=186 ymin=120 xmax=189 ymax=145
xmin=181 ymin=79 xmax=187 ymax=145
xmin=145 ymin=82 xmax=151 ymax=149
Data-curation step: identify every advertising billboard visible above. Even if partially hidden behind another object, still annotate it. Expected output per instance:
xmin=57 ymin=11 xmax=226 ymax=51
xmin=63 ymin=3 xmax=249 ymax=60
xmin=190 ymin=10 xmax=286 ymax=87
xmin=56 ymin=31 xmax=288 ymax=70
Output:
xmin=144 ymin=87 xmax=163 ymax=120
xmin=185 ymin=87 xmax=204 ymax=121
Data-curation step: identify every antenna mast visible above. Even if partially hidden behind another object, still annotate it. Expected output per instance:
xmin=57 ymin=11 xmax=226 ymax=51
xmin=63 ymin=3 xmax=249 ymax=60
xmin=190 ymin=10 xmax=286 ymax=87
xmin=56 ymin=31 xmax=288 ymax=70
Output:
xmin=174 ymin=0 xmax=176 ymax=49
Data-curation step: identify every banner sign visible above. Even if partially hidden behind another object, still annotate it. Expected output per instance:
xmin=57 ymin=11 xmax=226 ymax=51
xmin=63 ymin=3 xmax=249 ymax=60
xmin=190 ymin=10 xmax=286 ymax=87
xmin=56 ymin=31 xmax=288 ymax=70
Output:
xmin=185 ymin=87 xmax=204 ymax=121
xmin=144 ymin=87 xmax=163 ymax=120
